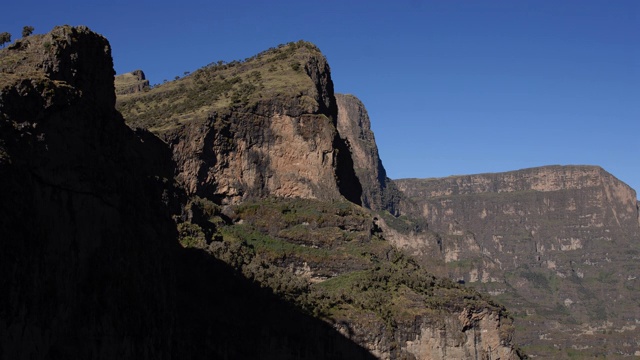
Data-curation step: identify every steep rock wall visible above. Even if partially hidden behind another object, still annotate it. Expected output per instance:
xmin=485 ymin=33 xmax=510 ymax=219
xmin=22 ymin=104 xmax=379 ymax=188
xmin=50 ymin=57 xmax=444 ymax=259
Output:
xmin=125 ymin=46 xmax=363 ymax=205
xmin=0 ymin=25 xmax=179 ymax=358
xmin=114 ymin=38 xmax=525 ymax=359
xmin=335 ymin=93 xmax=400 ymax=213
xmin=338 ymin=308 xmax=520 ymax=360
xmin=394 ymin=165 xmax=640 ymax=357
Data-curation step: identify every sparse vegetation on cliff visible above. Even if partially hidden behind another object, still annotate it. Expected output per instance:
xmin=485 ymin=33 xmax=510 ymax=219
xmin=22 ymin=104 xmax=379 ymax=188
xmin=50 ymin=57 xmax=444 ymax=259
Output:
xmin=175 ymin=197 xmax=519 ymax=357
xmin=21 ymin=26 xmax=34 ymax=37
xmin=117 ymin=40 xmax=323 ymax=132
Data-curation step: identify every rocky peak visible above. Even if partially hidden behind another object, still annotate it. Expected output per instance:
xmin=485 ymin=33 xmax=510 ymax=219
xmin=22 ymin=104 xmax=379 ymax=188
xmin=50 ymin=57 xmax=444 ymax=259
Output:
xmin=335 ymin=93 xmax=400 ymax=213
xmin=118 ymin=41 xmax=362 ymax=205
xmin=114 ymin=69 xmax=150 ymax=95
xmin=1 ymin=25 xmax=114 ymax=107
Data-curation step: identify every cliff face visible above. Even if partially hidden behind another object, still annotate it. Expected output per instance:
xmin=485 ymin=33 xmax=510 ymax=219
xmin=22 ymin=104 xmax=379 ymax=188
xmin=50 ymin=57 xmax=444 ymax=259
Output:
xmin=335 ymin=94 xmax=400 ymax=213
xmin=0 ymin=26 xmax=381 ymax=359
xmin=341 ymin=307 xmax=519 ymax=360
xmin=119 ymin=43 xmax=361 ymax=205
xmin=395 ymin=166 xmax=640 ymax=358
xmin=116 ymin=43 xmax=524 ymax=358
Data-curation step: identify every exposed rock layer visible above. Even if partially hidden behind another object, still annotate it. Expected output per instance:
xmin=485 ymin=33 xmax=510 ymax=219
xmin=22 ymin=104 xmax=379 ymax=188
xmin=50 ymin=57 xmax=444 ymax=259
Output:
xmin=344 ymin=308 xmax=520 ymax=360
xmin=395 ymin=166 xmax=640 ymax=358
xmin=336 ymin=93 xmax=401 ymax=213
xmin=119 ymin=44 xmax=362 ymax=205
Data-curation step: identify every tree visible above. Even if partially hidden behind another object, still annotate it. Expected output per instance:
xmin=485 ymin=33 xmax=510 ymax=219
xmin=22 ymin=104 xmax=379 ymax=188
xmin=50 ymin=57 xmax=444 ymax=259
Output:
xmin=0 ymin=32 xmax=11 ymax=48
xmin=22 ymin=26 xmax=34 ymax=37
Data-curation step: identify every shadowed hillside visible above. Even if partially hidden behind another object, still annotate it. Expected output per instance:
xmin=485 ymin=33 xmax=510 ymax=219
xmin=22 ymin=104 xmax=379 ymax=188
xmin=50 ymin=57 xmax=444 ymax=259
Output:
xmin=0 ymin=25 xmax=378 ymax=360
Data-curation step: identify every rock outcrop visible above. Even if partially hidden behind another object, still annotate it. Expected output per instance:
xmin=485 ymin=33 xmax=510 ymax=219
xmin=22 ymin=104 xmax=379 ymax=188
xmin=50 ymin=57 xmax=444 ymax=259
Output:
xmin=341 ymin=307 xmax=520 ymax=360
xmin=336 ymin=93 xmax=401 ymax=213
xmin=394 ymin=165 xmax=640 ymax=358
xmin=118 ymin=42 xmax=362 ymax=205
xmin=114 ymin=69 xmax=149 ymax=94
xmin=0 ymin=26 xmax=379 ymax=360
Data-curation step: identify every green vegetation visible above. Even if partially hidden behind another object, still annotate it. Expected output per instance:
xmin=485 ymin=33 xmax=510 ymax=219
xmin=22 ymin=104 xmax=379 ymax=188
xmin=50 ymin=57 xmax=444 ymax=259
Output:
xmin=21 ymin=26 xmax=34 ymax=37
xmin=0 ymin=32 xmax=11 ymax=48
xmin=117 ymin=40 xmax=322 ymax=132
xmin=175 ymin=197 xmax=513 ymax=342
xmin=376 ymin=209 xmax=428 ymax=234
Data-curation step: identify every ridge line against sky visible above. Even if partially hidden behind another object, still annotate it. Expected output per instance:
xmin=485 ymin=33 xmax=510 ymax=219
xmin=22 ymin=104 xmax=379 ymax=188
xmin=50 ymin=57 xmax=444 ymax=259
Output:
xmin=2 ymin=0 xmax=638 ymax=195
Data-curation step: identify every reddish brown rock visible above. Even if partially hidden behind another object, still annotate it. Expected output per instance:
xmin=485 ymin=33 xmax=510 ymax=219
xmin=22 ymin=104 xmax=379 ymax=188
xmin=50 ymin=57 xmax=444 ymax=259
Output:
xmin=336 ymin=93 xmax=401 ymax=213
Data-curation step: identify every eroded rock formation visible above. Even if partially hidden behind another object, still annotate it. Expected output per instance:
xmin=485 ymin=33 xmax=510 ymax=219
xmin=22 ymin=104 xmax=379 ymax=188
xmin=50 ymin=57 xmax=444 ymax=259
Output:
xmin=119 ymin=44 xmax=362 ymax=205
xmin=395 ymin=166 xmax=640 ymax=357
xmin=336 ymin=93 xmax=401 ymax=213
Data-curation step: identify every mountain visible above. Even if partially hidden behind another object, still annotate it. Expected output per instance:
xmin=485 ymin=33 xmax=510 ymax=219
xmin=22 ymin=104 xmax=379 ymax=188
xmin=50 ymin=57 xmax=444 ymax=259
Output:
xmin=0 ymin=26 xmax=375 ymax=359
xmin=117 ymin=42 xmax=362 ymax=205
xmin=118 ymin=37 xmax=522 ymax=360
xmin=394 ymin=166 xmax=640 ymax=358
xmin=1 ymin=26 xmax=523 ymax=359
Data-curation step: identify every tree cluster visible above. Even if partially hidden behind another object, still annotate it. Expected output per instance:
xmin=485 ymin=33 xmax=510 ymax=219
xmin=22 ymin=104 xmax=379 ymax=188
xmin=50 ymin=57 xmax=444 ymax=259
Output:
xmin=0 ymin=32 xmax=10 ymax=48
xmin=22 ymin=26 xmax=34 ymax=37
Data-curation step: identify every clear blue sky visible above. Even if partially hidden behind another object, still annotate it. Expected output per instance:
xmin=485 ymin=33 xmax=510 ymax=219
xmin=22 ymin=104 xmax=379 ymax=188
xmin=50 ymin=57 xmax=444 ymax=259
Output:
xmin=3 ymin=1 xmax=639 ymax=194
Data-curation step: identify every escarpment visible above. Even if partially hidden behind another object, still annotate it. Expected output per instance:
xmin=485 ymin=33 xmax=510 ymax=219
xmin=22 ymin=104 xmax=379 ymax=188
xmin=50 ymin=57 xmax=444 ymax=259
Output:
xmin=118 ymin=42 xmax=362 ymax=205
xmin=0 ymin=25 xmax=179 ymax=358
xmin=394 ymin=166 xmax=640 ymax=358
xmin=335 ymin=94 xmax=401 ymax=213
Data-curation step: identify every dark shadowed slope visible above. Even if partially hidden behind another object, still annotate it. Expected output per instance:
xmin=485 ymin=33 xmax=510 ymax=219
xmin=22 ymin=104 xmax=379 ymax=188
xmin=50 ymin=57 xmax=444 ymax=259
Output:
xmin=0 ymin=25 xmax=375 ymax=360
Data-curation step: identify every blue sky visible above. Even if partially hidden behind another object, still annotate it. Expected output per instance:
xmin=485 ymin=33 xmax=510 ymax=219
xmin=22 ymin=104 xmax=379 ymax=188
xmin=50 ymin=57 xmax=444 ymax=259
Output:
xmin=2 ymin=1 xmax=639 ymax=194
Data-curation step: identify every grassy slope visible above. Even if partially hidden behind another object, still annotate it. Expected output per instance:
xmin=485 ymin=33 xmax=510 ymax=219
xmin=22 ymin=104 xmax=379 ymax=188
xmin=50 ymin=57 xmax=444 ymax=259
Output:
xmin=117 ymin=40 xmax=321 ymax=132
xmin=179 ymin=197 xmax=515 ymax=349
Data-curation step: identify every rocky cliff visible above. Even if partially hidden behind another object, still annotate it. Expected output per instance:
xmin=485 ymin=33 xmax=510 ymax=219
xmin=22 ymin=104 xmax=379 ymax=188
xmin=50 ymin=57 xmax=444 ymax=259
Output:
xmin=335 ymin=94 xmax=401 ymax=214
xmin=0 ymin=26 xmax=382 ymax=359
xmin=118 ymin=42 xmax=361 ymax=205
xmin=114 ymin=69 xmax=149 ymax=94
xmin=395 ymin=166 xmax=640 ymax=358
xmin=0 ymin=26 xmax=527 ymax=360
xmin=115 ymin=40 xmax=524 ymax=358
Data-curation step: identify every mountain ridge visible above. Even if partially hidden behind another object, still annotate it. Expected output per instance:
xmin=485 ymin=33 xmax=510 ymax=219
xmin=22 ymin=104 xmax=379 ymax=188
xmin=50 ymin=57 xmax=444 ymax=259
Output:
xmin=116 ymin=34 xmax=637 ymax=359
